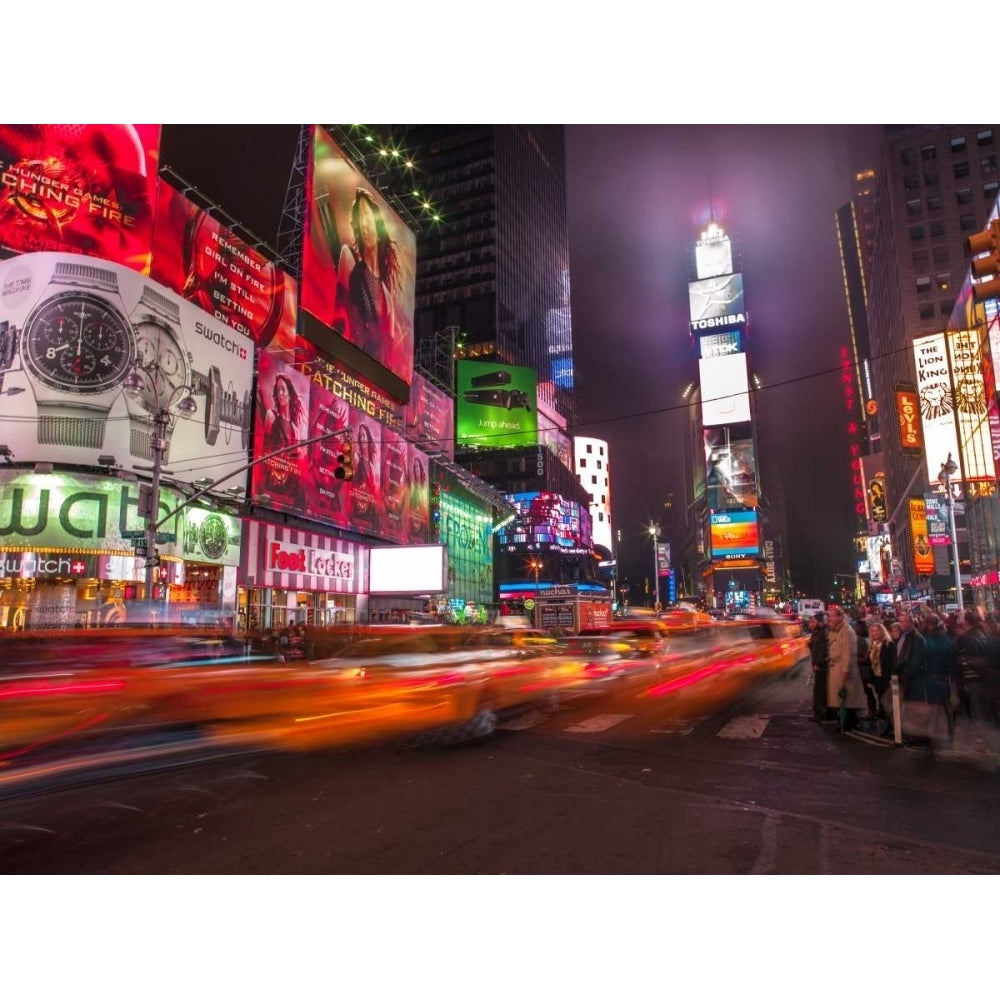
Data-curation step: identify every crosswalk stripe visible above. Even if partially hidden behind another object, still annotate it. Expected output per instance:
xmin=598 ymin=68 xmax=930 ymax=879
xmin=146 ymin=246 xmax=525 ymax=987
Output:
xmin=650 ymin=721 xmax=695 ymax=736
xmin=497 ymin=711 xmax=550 ymax=731
xmin=564 ymin=714 xmax=634 ymax=733
xmin=717 ymin=715 xmax=770 ymax=739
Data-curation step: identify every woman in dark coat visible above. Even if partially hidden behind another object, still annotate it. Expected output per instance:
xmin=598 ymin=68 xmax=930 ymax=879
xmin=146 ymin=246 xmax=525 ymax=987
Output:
xmin=916 ymin=614 xmax=959 ymax=707
xmin=868 ymin=621 xmax=896 ymax=720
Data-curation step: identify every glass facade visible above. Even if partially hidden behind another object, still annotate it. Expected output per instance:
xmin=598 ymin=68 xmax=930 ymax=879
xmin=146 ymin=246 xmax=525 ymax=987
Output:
xmin=432 ymin=471 xmax=494 ymax=608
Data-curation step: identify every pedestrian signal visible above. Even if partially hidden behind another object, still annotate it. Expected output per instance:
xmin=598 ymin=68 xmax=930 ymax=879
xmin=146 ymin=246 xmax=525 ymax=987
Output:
xmin=335 ymin=442 xmax=354 ymax=481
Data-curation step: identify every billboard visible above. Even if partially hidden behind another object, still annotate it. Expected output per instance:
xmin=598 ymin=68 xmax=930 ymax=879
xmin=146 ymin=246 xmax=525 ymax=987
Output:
xmin=709 ymin=510 xmax=760 ymax=560
xmin=699 ymin=329 xmax=743 ymax=359
xmin=434 ymin=480 xmax=494 ymax=605
xmin=865 ymin=536 xmax=888 ymax=586
xmin=456 ymin=361 xmax=538 ymax=448
xmin=496 ymin=492 xmax=592 ymax=554
xmin=0 ymin=125 xmax=160 ymax=274
xmin=704 ymin=424 xmax=757 ymax=510
xmin=908 ymin=497 xmax=934 ymax=576
xmin=913 ymin=333 xmax=960 ymax=484
xmin=947 ymin=329 xmax=996 ymax=482
xmin=404 ymin=371 xmax=454 ymax=461
xmin=922 ymin=493 xmax=950 ymax=546
xmin=300 ymin=125 xmax=416 ymax=388
xmin=695 ymin=233 xmax=733 ymax=280
xmin=689 ymin=274 xmax=746 ymax=332
xmin=896 ymin=383 xmax=923 ymax=455
xmin=150 ymin=182 xmax=297 ymax=355
xmin=0 ymin=252 xmax=253 ymax=487
xmin=368 ymin=544 xmax=446 ymax=595
xmin=699 ymin=352 xmax=751 ymax=426
xmin=250 ymin=342 xmax=428 ymax=546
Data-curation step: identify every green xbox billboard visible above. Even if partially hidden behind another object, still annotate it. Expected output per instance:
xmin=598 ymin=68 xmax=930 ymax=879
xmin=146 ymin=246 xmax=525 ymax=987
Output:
xmin=456 ymin=361 xmax=538 ymax=448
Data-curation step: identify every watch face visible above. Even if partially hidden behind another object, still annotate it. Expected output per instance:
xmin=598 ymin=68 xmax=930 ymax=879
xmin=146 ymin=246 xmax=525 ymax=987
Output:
xmin=23 ymin=290 xmax=134 ymax=393
xmin=199 ymin=514 xmax=228 ymax=560
xmin=133 ymin=318 xmax=188 ymax=411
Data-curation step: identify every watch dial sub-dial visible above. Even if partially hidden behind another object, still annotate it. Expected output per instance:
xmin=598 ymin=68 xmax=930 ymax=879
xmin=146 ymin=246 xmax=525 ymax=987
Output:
xmin=134 ymin=321 xmax=186 ymax=408
xmin=23 ymin=291 xmax=134 ymax=393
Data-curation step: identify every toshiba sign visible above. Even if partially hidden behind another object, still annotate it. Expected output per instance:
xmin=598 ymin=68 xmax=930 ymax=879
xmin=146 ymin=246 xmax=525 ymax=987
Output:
xmin=267 ymin=541 xmax=354 ymax=582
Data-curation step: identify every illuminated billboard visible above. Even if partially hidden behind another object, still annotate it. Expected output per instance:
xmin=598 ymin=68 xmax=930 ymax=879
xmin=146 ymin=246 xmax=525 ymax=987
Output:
xmin=922 ymin=493 xmax=950 ymax=546
xmin=895 ymin=383 xmax=923 ymax=455
xmin=709 ymin=510 xmax=760 ymax=560
xmin=699 ymin=329 xmax=742 ymax=359
xmin=695 ymin=233 xmax=733 ymax=280
xmin=704 ymin=424 xmax=757 ymax=510
xmin=300 ymin=125 xmax=416 ymax=388
xmin=404 ymin=371 xmax=454 ymax=461
xmin=0 ymin=252 xmax=253 ymax=488
xmin=865 ymin=536 xmax=888 ymax=585
xmin=699 ymin=352 xmax=751 ymax=426
xmin=496 ymin=492 xmax=592 ymax=554
xmin=908 ymin=497 xmax=934 ymax=576
xmin=0 ymin=125 xmax=160 ymax=274
xmin=150 ymin=182 xmax=297 ymax=354
xmin=912 ymin=333 xmax=960 ymax=483
xmin=250 ymin=340 xmax=428 ymax=546
xmin=433 ymin=480 xmax=494 ymax=605
xmin=689 ymin=273 xmax=746 ymax=332
xmin=368 ymin=545 xmax=446 ymax=595
xmin=456 ymin=361 xmax=538 ymax=448
xmin=947 ymin=329 xmax=996 ymax=482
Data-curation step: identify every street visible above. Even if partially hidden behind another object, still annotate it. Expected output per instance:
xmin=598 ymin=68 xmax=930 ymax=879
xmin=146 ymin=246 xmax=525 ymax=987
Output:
xmin=1 ymin=660 xmax=998 ymax=874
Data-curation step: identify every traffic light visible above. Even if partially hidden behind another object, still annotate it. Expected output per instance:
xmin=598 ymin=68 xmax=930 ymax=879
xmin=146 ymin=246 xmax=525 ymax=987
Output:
xmin=335 ymin=441 xmax=354 ymax=481
xmin=966 ymin=219 xmax=1000 ymax=302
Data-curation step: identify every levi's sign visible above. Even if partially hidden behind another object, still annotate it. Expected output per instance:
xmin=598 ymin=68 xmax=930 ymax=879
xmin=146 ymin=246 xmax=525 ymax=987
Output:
xmin=268 ymin=541 xmax=353 ymax=581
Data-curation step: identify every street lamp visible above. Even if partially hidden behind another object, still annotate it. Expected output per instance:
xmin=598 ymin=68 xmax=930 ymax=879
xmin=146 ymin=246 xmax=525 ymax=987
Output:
xmin=648 ymin=522 xmax=661 ymax=610
xmin=939 ymin=452 xmax=964 ymax=612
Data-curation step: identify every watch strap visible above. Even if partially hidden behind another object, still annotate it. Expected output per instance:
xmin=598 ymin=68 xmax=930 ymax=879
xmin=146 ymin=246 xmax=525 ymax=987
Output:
xmin=38 ymin=413 xmax=106 ymax=449
xmin=51 ymin=260 xmax=119 ymax=296
xmin=137 ymin=285 xmax=181 ymax=325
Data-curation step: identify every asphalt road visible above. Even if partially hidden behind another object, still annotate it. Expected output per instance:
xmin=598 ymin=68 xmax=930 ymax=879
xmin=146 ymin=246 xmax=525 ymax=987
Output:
xmin=2 ymin=660 xmax=998 ymax=873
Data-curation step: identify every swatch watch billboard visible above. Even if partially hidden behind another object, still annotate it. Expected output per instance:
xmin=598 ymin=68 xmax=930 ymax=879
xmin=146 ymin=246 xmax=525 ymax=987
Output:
xmin=0 ymin=252 xmax=253 ymax=487
xmin=0 ymin=125 xmax=160 ymax=274
xmin=456 ymin=361 xmax=538 ymax=448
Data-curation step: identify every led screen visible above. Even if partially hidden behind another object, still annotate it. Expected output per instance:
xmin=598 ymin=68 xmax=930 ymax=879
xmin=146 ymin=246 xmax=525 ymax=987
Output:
xmin=704 ymin=424 xmax=757 ymax=510
xmin=699 ymin=352 xmax=751 ymax=426
xmin=947 ymin=329 xmax=996 ymax=481
xmin=404 ymin=371 xmax=454 ymax=461
xmin=710 ymin=510 xmax=759 ymax=559
xmin=368 ymin=544 xmax=445 ymax=594
xmin=496 ymin=491 xmax=592 ymax=554
xmin=699 ymin=329 xmax=742 ymax=358
xmin=896 ymin=384 xmax=923 ymax=455
xmin=908 ymin=498 xmax=934 ymax=576
xmin=300 ymin=126 xmax=416 ymax=387
xmin=0 ymin=125 xmax=160 ymax=274
xmin=456 ymin=361 xmax=538 ymax=448
xmin=913 ymin=333 xmax=961 ymax=485
xmin=689 ymin=273 xmax=745 ymax=330
xmin=695 ymin=236 xmax=733 ymax=280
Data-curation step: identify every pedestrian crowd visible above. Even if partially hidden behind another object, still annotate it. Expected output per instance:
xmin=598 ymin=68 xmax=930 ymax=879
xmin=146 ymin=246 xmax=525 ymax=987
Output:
xmin=806 ymin=604 xmax=1000 ymax=745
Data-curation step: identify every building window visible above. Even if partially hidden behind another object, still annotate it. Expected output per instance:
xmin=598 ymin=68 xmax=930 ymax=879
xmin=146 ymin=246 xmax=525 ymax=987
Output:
xmin=599 ymin=446 xmax=604 ymax=456
xmin=926 ymin=195 xmax=943 ymax=211
xmin=906 ymin=198 xmax=921 ymax=217
xmin=909 ymin=225 xmax=924 ymax=241
xmin=978 ymin=129 xmax=994 ymax=147
xmin=596 ymin=460 xmax=602 ymax=470
xmin=604 ymin=478 xmax=608 ymax=487
xmin=913 ymin=249 xmax=930 ymax=269
xmin=930 ymin=220 xmax=946 ymax=238
xmin=924 ymin=169 xmax=939 ymax=186
xmin=580 ymin=458 xmax=586 ymax=468
xmin=955 ymin=161 xmax=971 ymax=179
xmin=960 ymin=213 xmax=977 ymax=232
xmin=916 ymin=276 xmax=932 ymax=293
xmin=903 ymin=174 xmax=921 ymax=191
xmin=900 ymin=149 xmax=915 ymax=166
xmin=921 ymin=144 xmax=937 ymax=161
xmin=957 ymin=187 xmax=973 ymax=204
xmin=985 ymin=181 xmax=999 ymax=200
xmin=936 ymin=273 xmax=951 ymax=291
xmin=598 ymin=512 xmax=604 ymax=522
xmin=586 ymin=443 xmax=592 ymax=453
xmin=591 ymin=475 xmax=597 ymax=484
xmin=919 ymin=302 xmax=935 ymax=320
xmin=940 ymin=299 xmax=955 ymax=316
xmin=951 ymin=136 xmax=967 ymax=154
xmin=601 ymin=495 xmax=606 ymax=504
xmin=981 ymin=153 xmax=998 ymax=174
xmin=933 ymin=246 xmax=950 ymax=266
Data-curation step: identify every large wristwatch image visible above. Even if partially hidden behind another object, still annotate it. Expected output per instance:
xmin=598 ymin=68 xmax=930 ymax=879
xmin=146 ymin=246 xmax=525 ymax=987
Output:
xmin=126 ymin=285 xmax=193 ymax=462
xmin=18 ymin=260 xmax=136 ymax=448
xmin=183 ymin=512 xmax=240 ymax=561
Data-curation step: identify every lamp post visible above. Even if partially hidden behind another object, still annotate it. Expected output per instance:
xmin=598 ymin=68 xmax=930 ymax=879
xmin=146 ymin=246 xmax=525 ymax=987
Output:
xmin=940 ymin=452 xmax=964 ymax=612
xmin=648 ymin=522 xmax=661 ymax=610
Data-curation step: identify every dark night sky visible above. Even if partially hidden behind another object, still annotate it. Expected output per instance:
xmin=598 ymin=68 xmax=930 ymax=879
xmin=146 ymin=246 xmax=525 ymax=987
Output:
xmin=161 ymin=124 xmax=885 ymax=598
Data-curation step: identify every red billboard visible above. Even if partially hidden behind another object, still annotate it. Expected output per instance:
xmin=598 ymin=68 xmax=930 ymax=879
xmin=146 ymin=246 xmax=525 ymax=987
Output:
xmin=405 ymin=372 xmax=455 ymax=461
xmin=252 ymin=340 xmax=428 ymax=545
xmin=150 ymin=182 xmax=297 ymax=354
xmin=300 ymin=125 xmax=416 ymax=388
xmin=0 ymin=124 xmax=160 ymax=273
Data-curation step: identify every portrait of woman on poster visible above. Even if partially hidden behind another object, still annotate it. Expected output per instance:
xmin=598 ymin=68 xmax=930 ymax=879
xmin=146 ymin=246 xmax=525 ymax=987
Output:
xmin=354 ymin=422 xmax=379 ymax=491
xmin=335 ymin=188 xmax=402 ymax=359
xmin=259 ymin=373 xmax=306 ymax=502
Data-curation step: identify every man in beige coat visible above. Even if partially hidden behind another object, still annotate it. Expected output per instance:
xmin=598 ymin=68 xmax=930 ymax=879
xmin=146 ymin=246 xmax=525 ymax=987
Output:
xmin=826 ymin=605 xmax=866 ymax=730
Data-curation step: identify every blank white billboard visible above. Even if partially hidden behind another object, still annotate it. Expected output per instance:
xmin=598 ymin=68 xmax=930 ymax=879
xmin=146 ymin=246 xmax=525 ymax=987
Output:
xmin=699 ymin=353 xmax=751 ymax=427
xmin=368 ymin=544 xmax=446 ymax=594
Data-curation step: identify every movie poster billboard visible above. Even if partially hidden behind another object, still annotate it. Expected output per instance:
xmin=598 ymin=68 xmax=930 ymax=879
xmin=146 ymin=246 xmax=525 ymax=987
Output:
xmin=912 ymin=333 xmax=960 ymax=483
xmin=0 ymin=252 xmax=253 ymax=487
xmin=709 ymin=510 xmax=759 ymax=560
xmin=704 ymin=424 xmax=757 ymax=510
xmin=908 ymin=497 xmax=934 ymax=576
xmin=251 ymin=342 xmax=428 ymax=545
xmin=0 ymin=125 xmax=160 ymax=274
xmin=946 ymin=329 xmax=996 ymax=482
xmin=404 ymin=371 xmax=454 ymax=461
xmin=456 ymin=361 xmax=538 ymax=448
xmin=300 ymin=125 xmax=416 ymax=387
xmin=150 ymin=182 xmax=297 ymax=355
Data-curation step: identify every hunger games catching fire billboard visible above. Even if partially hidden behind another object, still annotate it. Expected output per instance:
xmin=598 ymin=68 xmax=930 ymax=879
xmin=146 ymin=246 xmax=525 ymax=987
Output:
xmin=0 ymin=125 xmax=160 ymax=274
xmin=300 ymin=126 xmax=416 ymax=388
